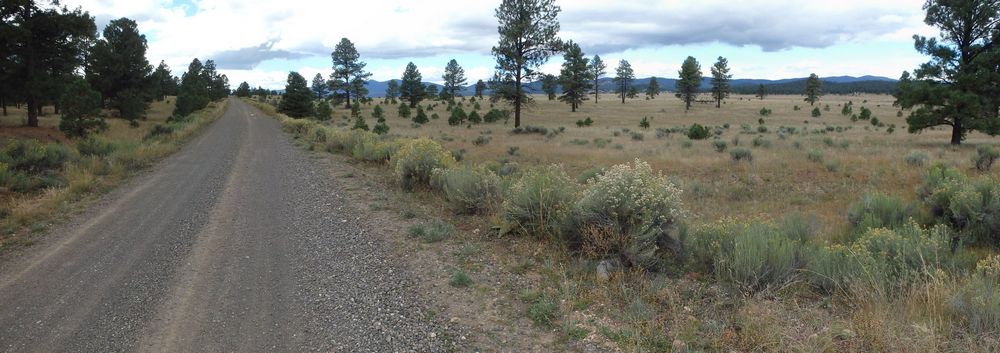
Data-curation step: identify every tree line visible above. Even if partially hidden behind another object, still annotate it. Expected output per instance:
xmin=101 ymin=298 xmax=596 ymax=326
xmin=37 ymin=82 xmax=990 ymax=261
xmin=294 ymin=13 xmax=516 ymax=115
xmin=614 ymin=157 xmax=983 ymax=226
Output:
xmin=1 ymin=1 xmax=228 ymax=138
xmin=271 ymin=0 xmax=996 ymax=145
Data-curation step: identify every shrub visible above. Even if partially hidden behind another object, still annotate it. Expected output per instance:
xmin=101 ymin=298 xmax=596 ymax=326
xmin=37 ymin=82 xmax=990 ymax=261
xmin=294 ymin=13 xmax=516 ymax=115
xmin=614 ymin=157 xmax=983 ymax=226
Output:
xmin=146 ymin=124 xmax=176 ymax=140
xmin=448 ymin=106 xmax=467 ymax=126
xmin=0 ymin=140 xmax=71 ymax=173
xmin=75 ymin=136 xmax=116 ymax=157
xmin=715 ymin=221 xmax=803 ymax=294
xmin=686 ymin=123 xmax=710 ymax=140
xmin=431 ymin=166 xmax=500 ymax=214
xmin=407 ymin=220 xmax=455 ymax=243
xmin=918 ymin=164 xmax=1000 ymax=246
xmin=974 ymin=145 xmax=999 ymax=172
xmin=811 ymin=107 xmax=821 ymax=117
xmin=413 ymin=106 xmax=429 ymax=125
xmin=503 ymin=165 xmax=577 ymax=238
xmin=849 ymin=222 xmax=952 ymax=295
xmin=807 ymin=149 xmax=824 ymax=163
xmin=807 ymin=244 xmax=862 ymax=294
xmin=468 ymin=111 xmax=482 ymax=124
xmin=398 ymin=103 xmax=411 ymax=118
xmin=351 ymin=131 xmax=397 ymax=163
xmin=751 ymin=136 xmax=770 ymax=148
xmin=483 ymin=109 xmax=508 ymax=123
xmin=759 ymin=108 xmax=772 ymax=116
xmin=639 ymin=117 xmax=650 ymax=129
xmin=372 ymin=119 xmax=390 ymax=135
xmin=847 ymin=193 xmax=914 ymax=234
xmin=712 ymin=139 xmax=727 ymax=152
xmin=949 ymin=270 xmax=1000 ymax=335
xmin=905 ymin=151 xmax=929 ymax=167
xmin=730 ymin=147 xmax=752 ymax=162
xmin=281 ymin=118 xmax=315 ymax=136
xmin=393 ymin=138 xmax=456 ymax=191
xmin=526 ymin=293 xmax=558 ymax=327
xmin=566 ymin=159 xmax=686 ymax=269
xmin=823 ymin=159 xmax=841 ymax=172
xmin=448 ymin=270 xmax=473 ymax=287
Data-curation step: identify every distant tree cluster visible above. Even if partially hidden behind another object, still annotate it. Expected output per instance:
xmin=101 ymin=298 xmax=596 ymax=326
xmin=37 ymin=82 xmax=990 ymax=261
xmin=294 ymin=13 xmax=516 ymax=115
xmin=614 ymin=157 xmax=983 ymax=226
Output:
xmin=0 ymin=1 xmax=226 ymax=138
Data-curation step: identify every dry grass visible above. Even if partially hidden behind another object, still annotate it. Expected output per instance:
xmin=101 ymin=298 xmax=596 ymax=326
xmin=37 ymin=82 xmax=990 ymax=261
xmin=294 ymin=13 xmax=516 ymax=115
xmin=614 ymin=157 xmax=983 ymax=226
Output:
xmin=341 ymin=93 xmax=999 ymax=240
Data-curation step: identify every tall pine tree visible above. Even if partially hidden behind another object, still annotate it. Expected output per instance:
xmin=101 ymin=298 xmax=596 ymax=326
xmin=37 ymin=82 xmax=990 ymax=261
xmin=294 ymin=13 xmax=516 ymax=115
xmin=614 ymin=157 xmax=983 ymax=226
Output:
xmin=86 ymin=17 xmax=152 ymax=122
xmin=400 ymin=62 xmax=426 ymax=108
xmin=279 ymin=71 xmax=314 ymax=118
xmin=676 ymin=56 xmax=703 ymax=111
xmin=491 ymin=0 xmax=562 ymax=127
xmin=558 ymin=41 xmax=590 ymax=112
xmin=710 ymin=56 xmax=731 ymax=108
xmin=441 ymin=59 xmax=467 ymax=100
xmin=541 ymin=74 xmax=559 ymax=101
xmin=590 ymin=55 xmax=606 ymax=104
xmin=330 ymin=38 xmax=371 ymax=108
xmin=803 ymin=73 xmax=822 ymax=106
xmin=614 ymin=60 xmax=634 ymax=104
xmin=645 ymin=77 xmax=660 ymax=99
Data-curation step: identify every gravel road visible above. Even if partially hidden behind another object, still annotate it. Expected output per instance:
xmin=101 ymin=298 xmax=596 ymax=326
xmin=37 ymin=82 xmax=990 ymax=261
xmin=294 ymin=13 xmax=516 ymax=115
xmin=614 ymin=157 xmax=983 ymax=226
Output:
xmin=0 ymin=99 xmax=454 ymax=352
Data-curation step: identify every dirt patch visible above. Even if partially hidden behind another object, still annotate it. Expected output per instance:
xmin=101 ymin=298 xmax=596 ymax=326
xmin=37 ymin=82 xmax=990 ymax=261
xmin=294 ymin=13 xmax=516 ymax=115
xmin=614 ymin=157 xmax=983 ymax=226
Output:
xmin=0 ymin=126 xmax=67 ymax=145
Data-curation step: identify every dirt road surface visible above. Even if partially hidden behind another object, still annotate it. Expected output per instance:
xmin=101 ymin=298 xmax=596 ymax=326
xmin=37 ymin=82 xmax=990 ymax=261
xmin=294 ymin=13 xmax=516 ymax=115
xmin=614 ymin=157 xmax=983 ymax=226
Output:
xmin=0 ymin=99 xmax=453 ymax=352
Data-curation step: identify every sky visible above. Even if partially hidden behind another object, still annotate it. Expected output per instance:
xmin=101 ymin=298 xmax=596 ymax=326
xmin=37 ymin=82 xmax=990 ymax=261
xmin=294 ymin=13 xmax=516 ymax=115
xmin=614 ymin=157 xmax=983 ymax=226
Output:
xmin=63 ymin=0 xmax=940 ymax=89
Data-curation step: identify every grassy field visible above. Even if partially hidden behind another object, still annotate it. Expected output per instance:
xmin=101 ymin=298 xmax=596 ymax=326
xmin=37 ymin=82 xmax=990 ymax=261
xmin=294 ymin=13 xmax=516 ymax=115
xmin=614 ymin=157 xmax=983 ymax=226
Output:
xmin=0 ymin=97 xmax=227 ymax=248
xmin=321 ymin=93 xmax=999 ymax=235
xmin=257 ymin=92 xmax=1000 ymax=352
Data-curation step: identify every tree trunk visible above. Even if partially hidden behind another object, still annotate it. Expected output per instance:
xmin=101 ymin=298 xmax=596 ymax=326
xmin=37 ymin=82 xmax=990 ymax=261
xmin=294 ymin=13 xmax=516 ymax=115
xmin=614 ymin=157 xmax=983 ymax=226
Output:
xmin=594 ymin=80 xmax=599 ymax=104
xmin=951 ymin=120 xmax=963 ymax=145
xmin=27 ymin=96 xmax=38 ymax=127
xmin=1 ymin=96 xmax=6 ymax=116
xmin=716 ymin=98 xmax=721 ymax=108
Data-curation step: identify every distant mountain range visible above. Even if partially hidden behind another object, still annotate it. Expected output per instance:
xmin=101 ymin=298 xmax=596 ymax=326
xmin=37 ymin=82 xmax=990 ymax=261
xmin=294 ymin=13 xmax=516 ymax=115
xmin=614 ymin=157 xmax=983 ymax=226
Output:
xmin=356 ymin=75 xmax=897 ymax=98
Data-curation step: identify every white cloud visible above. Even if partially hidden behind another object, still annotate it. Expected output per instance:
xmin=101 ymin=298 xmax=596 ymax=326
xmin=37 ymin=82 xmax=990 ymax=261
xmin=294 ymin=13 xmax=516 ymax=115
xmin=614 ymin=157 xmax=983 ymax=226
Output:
xmin=63 ymin=0 xmax=936 ymax=87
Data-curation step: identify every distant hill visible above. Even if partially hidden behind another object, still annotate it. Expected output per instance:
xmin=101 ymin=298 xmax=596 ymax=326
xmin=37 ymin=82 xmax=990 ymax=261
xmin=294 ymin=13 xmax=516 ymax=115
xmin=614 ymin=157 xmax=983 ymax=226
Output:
xmin=354 ymin=75 xmax=897 ymax=98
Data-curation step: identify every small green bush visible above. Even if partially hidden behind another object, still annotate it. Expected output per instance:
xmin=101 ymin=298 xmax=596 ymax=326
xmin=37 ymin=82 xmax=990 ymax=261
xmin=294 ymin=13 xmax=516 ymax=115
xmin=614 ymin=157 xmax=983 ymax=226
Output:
xmin=0 ymin=140 xmax=71 ymax=173
xmin=905 ymin=151 xmax=929 ymax=167
xmin=448 ymin=270 xmax=473 ymax=287
xmin=974 ymin=145 xmax=999 ymax=172
xmin=847 ymin=193 xmax=914 ymax=234
xmin=686 ymin=123 xmax=710 ymax=140
xmin=431 ymin=166 xmax=500 ymax=214
xmin=503 ymin=165 xmax=577 ymax=238
xmin=407 ymin=220 xmax=455 ymax=243
xmin=807 ymin=149 xmax=824 ymax=163
xmin=849 ymin=222 xmax=952 ymax=295
xmin=730 ymin=147 xmax=752 ymax=162
xmin=566 ymin=159 xmax=686 ymax=269
xmin=75 ymin=136 xmax=116 ymax=157
xmin=393 ymin=138 xmax=457 ymax=191
xmin=712 ymin=139 xmax=727 ymax=152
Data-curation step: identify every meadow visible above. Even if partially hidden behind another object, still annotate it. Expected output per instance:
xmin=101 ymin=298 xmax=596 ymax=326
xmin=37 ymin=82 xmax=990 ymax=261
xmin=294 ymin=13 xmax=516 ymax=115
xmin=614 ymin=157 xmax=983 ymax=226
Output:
xmin=259 ymin=91 xmax=1000 ymax=352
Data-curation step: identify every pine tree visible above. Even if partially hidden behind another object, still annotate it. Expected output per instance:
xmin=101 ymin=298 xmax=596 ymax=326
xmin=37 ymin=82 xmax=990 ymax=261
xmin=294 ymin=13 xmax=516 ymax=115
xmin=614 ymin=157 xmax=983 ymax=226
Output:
xmin=474 ymin=80 xmax=487 ymax=98
xmin=755 ymin=84 xmax=767 ymax=100
xmin=279 ymin=72 xmax=314 ymax=118
xmin=590 ymin=55 xmax=606 ymax=103
xmin=895 ymin=0 xmax=1000 ymax=145
xmin=400 ymin=62 xmax=425 ymax=108
xmin=330 ymin=38 xmax=371 ymax=108
xmin=315 ymin=100 xmax=332 ymax=121
xmin=385 ymin=80 xmax=400 ymax=100
xmin=86 ymin=17 xmax=152 ymax=122
xmin=235 ymin=82 xmax=251 ymax=97
xmin=174 ymin=58 xmax=210 ymax=117
xmin=710 ymin=56 xmax=732 ymax=108
xmin=645 ymin=77 xmax=660 ymax=99
xmin=675 ymin=56 xmax=703 ymax=111
xmin=311 ymin=73 xmax=330 ymax=99
xmin=150 ymin=61 xmax=175 ymax=101
xmin=614 ymin=60 xmax=634 ymax=104
xmin=491 ymin=0 xmax=563 ymax=127
xmin=442 ymin=59 xmax=467 ymax=100
xmin=558 ymin=41 xmax=590 ymax=112
xmin=352 ymin=114 xmax=369 ymax=131
xmin=804 ymin=73 xmax=822 ymax=106
xmin=58 ymin=77 xmax=106 ymax=138
xmin=541 ymin=74 xmax=559 ymax=101
xmin=413 ymin=105 xmax=429 ymax=124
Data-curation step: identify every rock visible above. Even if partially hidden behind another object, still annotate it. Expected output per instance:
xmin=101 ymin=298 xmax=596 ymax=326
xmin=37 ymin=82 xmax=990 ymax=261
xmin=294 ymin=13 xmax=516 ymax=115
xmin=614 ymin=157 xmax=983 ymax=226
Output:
xmin=596 ymin=259 xmax=621 ymax=281
xmin=672 ymin=339 xmax=686 ymax=351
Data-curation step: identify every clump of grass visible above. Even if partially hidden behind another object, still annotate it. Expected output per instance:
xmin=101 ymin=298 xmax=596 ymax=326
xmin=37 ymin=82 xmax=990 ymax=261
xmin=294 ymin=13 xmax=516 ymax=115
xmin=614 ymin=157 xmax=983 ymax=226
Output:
xmin=407 ymin=220 xmax=455 ymax=243
xmin=905 ymin=151 xmax=929 ymax=167
xmin=824 ymin=159 xmax=841 ymax=172
xmin=448 ymin=270 xmax=473 ymax=287
xmin=847 ymin=192 xmax=914 ymax=234
xmin=807 ymin=149 xmax=824 ymax=163
xmin=712 ymin=139 xmax=727 ymax=152
xmin=525 ymin=292 xmax=559 ymax=327
xmin=974 ymin=145 xmax=999 ymax=172
xmin=730 ymin=147 xmax=752 ymax=162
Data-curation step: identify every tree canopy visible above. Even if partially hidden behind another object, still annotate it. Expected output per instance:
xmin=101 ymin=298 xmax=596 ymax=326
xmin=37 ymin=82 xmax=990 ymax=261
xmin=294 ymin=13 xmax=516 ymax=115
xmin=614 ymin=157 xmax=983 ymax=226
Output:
xmin=330 ymin=38 xmax=371 ymax=108
xmin=400 ymin=62 xmax=426 ymax=108
xmin=710 ymin=56 xmax=732 ymax=108
xmin=558 ymin=41 xmax=591 ymax=112
xmin=441 ymin=59 xmax=467 ymax=100
xmin=614 ymin=60 xmax=634 ymax=104
xmin=676 ymin=56 xmax=703 ymax=111
xmin=895 ymin=0 xmax=1000 ymax=145
xmin=279 ymin=71 xmax=314 ymax=118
